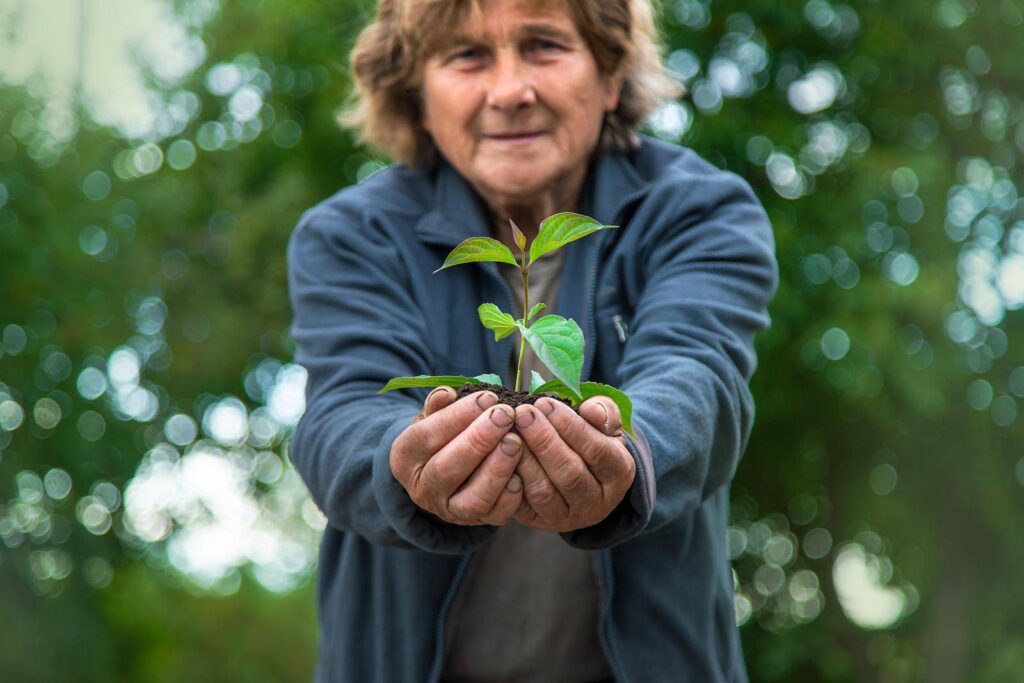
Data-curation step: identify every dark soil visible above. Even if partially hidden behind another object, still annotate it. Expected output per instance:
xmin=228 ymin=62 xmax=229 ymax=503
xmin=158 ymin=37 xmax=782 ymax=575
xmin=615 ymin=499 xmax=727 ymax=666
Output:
xmin=455 ymin=382 xmax=574 ymax=410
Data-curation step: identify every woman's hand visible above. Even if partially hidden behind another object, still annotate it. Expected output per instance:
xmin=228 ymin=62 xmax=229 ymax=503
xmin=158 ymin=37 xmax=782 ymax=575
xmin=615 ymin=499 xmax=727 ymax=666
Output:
xmin=391 ymin=387 xmax=525 ymax=526
xmin=512 ymin=397 xmax=636 ymax=533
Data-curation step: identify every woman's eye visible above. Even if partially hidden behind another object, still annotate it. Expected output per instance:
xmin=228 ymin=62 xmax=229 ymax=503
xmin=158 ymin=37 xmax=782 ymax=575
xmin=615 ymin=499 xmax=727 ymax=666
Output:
xmin=527 ymin=39 xmax=560 ymax=52
xmin=451 ymin=47 xmax=483 ymax=61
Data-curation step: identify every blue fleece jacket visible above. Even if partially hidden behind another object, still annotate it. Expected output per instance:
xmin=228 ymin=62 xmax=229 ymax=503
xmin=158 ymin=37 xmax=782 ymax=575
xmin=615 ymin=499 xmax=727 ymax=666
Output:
xmin=286 ymin=135 xmax=778 ymax=682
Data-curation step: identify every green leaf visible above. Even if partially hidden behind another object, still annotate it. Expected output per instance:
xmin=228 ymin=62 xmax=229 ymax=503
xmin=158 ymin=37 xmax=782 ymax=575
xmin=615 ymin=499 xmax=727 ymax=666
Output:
xmin=378 ymin=375 xmax=489 ymax=394
xmin=527 ymin=302 xmax=546 ymax=321
xmin=532 ymin=379 xmax=635 ymax=437
xmin=434 ymin=237 xmax=519 ymax=273
xmin=478 ymin=303 xmax=517 ymax=341
xmin=473 ymin=373 xmax=503 ymax=386
xmin=516 ymin=314 xmax=584 ymax=398
xmin=528 ymin=212 xmax=618 ymax=265
xmin=529 ymin=370 xmax=547 ymax=393
xmin=510 ymin=219 xmax=527 ymax=253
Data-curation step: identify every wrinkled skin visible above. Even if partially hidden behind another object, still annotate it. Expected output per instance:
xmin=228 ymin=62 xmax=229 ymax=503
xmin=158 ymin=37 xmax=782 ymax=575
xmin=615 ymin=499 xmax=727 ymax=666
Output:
xmin=390 ymin=386 xmax=635 ymax=532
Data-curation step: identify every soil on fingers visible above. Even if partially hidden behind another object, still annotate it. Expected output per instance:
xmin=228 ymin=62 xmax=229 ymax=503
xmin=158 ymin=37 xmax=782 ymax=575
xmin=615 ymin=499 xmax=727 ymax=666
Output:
xmin=455 ymin=382 xmax=574 ymax=410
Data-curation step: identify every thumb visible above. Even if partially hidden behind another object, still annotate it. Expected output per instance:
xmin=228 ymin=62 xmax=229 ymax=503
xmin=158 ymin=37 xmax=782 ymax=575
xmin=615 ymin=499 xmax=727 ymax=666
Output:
xmin=416 ymin=386 xmax=456 ymax=422
xmin=579 ymin=397 xmax=621 ymax=437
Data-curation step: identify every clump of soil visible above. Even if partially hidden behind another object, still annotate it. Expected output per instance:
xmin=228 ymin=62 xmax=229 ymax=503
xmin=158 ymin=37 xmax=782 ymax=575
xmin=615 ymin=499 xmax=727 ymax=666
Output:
xmin=455 ymin=382 xmax=574 ymax=410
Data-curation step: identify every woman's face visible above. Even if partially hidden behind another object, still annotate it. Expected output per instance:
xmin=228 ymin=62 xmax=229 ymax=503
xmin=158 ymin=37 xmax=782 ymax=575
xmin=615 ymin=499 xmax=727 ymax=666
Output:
xmin=420 ymin=0 xmax=622 ymax=206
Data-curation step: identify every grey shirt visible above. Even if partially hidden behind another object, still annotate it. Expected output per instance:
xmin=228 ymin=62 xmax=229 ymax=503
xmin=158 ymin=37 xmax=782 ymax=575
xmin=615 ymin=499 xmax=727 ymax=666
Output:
xmin=441 ymin=249 xmax=613 ymax=682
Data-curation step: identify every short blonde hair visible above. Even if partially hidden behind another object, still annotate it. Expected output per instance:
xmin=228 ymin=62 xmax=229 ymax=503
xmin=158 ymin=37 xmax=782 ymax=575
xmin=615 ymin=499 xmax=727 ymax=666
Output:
xmin=340 ymin=0 xmax=683 ymax=167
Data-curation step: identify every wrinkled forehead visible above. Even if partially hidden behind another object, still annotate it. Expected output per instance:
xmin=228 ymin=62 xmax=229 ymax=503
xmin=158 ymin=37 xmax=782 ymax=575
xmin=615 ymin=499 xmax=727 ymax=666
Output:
xmin=406 ymin=0 xmax=572 ymax=56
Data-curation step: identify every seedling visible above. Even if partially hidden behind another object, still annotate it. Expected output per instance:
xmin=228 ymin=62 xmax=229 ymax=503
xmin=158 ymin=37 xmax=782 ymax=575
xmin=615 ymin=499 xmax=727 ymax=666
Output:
xmin=378 ymin=212 xmax=634 ymax=436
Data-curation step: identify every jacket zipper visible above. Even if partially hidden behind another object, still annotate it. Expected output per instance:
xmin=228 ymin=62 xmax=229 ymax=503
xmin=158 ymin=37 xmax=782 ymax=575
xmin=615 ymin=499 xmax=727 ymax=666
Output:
xmin=581 ymin=185 xmax=651 ymax=381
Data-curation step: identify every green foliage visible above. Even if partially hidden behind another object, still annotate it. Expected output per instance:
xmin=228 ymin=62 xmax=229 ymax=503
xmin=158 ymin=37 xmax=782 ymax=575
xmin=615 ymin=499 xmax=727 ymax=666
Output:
xmin=515 ymin=314 xmax=586 ymax=398
xmin=530 ymin=370 xmax=547 ymax=393
xmin=510 ymin=218 xmax=527 ymax=252
xmin=377 ymin=373 xmax=501 ymax=394
xmin=477 ymin=303 xmax=517 ymax=341
xmin=433 ymin=236 xmax=519 ymax=272
xmin=392 ymin=210 xmax=628 ymax=405
xmin=2 ymin=0 xmax=1024 ymax=680
xmin=528 ymin=212 xmax=617 ymax=265
xmin=533 ymin=379 xmax=635 ymax=438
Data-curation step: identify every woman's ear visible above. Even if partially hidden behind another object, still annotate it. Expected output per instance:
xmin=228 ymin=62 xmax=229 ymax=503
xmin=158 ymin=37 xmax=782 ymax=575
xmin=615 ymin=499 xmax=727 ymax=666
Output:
xmin=603 ymin=70 xmax=624 ymax=113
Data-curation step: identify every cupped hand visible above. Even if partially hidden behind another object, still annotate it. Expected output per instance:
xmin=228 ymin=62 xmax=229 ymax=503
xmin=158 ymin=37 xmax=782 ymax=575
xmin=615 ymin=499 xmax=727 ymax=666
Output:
xmin=390 ymin=387 xmax=525 ymax=526
xmin=511 ymin=396 xmax=635 ymax=533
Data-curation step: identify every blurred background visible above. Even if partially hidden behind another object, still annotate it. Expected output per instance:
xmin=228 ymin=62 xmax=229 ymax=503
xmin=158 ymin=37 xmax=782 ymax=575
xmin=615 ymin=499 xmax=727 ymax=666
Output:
xmin=1 ymin=0 xmax=1022 ymax=681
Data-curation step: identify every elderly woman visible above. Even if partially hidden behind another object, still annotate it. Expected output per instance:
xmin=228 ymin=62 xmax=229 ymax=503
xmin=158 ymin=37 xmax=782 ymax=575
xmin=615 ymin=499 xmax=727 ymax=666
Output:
xmin=286 ymin=0 xmax=777 ymax=681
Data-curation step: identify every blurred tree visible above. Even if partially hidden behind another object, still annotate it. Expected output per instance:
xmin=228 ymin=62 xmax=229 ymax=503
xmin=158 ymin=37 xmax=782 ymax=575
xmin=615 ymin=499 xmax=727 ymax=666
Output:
xmin=1 ymin=0 xmax=1023 ymax=681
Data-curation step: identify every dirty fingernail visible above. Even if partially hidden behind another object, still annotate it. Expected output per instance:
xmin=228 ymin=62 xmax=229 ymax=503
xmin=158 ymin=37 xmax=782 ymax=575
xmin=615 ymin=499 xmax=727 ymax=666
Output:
xmin=490 ymin=405 xmax=513 ymax=426
xmin=500 ymin=435 xmax=521 ymax=456
xmin=516 ymin=408 xmax=535 ymax=429
xmin=598 ymin=402 xmax=610 ymax=432
xmin=506 ymin=474 xmax=523 ymax=493
xmin=477 ymin=391 xmax=498 ymax=409
xmin=538 ymin=399 xmax=555 ymax=416
xmin=428 ymin=386 xmax=452 ymax=403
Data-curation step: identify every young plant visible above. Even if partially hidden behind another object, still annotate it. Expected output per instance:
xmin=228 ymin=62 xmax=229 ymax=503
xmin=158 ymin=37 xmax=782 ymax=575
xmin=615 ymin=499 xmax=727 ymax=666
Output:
xmin=379 ymin=212 xmax=634 ymax=436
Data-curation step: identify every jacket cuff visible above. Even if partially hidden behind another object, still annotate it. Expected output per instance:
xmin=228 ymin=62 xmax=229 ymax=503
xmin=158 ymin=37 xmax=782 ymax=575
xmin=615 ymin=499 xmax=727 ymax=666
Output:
xmin=560 ymin=421 xmax=656 ymax=550
xmin=371 ymin=416 xmax=496 ymax=554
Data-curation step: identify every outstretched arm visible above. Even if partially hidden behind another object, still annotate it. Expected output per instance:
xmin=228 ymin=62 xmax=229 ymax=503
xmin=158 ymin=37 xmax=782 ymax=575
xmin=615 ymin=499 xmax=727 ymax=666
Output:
xmin=511 ymin=170 xmax=778 ymax=549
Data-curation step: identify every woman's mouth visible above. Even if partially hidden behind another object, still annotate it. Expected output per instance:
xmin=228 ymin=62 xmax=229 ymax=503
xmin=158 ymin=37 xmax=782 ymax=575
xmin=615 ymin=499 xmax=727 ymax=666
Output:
xmin=485 ymin=132 xmax=544 ymax=144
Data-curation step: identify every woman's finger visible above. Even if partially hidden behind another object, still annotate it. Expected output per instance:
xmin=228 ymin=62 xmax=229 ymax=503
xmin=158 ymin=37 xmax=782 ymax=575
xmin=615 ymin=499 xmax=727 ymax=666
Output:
xmin=535 ymin=398 xmax=631 ymax=489
xmin=444 ymin=428 xmax=522 ymax=521
xmin=513 ymin=443 xmax=569 ymax=521
xmin=578 ymin=397 xmax=623 ymax=438
xmin=514 ymin=403 xmax=601 ymax=506
xmin=514 ymin=495 xmax=535 ymax=520
xmin=395 ymin=390 xmax=502 ymax=488
xmin=415 ymin=385 xmax=457 ymax=422
xmin=480 ymin=474 xmax=524 ymax=526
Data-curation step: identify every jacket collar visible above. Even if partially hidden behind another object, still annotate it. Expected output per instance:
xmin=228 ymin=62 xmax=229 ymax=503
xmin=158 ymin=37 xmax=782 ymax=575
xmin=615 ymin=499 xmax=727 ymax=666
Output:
xmin=413 ymin=146 xmax=648 ymax=247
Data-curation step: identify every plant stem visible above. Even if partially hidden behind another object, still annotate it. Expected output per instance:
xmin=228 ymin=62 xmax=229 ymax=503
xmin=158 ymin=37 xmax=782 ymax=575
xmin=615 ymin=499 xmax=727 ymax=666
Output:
xmin=514 ymin=262 xmax=529 ymax=392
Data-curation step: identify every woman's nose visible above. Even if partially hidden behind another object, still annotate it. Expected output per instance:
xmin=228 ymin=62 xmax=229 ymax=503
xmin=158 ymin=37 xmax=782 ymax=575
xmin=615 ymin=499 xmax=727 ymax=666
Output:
xmin=485 ymin=52 xmax=536 ymax=110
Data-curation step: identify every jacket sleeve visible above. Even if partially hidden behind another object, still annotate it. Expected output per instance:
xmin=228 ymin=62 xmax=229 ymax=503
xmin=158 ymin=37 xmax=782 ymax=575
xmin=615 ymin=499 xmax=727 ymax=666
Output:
xmin=562 ymin=170 xmax=778 ymax=549
xmin=286 ymin=202 xmax=496 ymax=554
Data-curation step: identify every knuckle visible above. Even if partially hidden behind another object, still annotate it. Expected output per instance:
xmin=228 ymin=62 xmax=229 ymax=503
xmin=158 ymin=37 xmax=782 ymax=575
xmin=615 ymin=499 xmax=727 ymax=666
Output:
xmin=525 ymin=426 xmax=558 ymax=456
xmin=515 ymin=505 xmax=538 ymax=524
xmin=525 ymin=478 xmax=558 ymax=508
xmin=418 ymin=487 xmax=442 ymax=511
xmin=561 ymin=470 xmax=591 ymax=499
xmin=413 ymin=493 xmax=441 ymax=518
xmin=450 ymin=495 xmax=489 ymax=521
xmin=552 ymin=456 xmax=586 ymax=487
xmin=446 ymin=499 xmax=469 ymax=521
xmin=561 ymin=417 xmax=589 ymax=443
xmin=482 ymin=493 xmax=518 ymax=526
xmin=404 ymin=424 xmax=440 ymax=460
xmin=464 ymin=425 xmax=497 ymax=455
xmin=424 ymin=458 xmax=459 ymax=492
xmin=583 ymin=445 xmax=608 ymax=472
